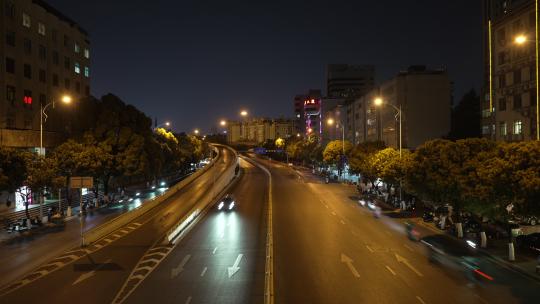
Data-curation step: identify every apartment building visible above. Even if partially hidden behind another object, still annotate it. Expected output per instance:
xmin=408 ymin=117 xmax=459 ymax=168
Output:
xmin=0 ymin=0 xmax=90 ymax=149
xmin=483 ymin=0 xmax=538 ymax=141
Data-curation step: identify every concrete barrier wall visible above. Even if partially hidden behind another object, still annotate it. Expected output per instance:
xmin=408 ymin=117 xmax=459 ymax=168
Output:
xmin=166 ymin=146 xmax=238 ymax=242
xmin=82 ymin=147 xmax=222 ymax=246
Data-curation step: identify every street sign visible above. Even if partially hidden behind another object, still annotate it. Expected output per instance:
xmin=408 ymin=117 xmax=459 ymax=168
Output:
xmin=70 ymin=177 xmax=94 ymax=189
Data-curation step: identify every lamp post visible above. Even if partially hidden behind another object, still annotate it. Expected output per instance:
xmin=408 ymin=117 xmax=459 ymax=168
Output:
xmin=39 ymin=94 xmax=72 ymax=219
xmin=514 ymin=30 xmax=540 ymax=140
xmin=374 ymin=97 xmax=403 ymax=204
xmin=194 ymin=129 xmax=200 ymax=135
xmin=326 ymin=118 xmax=345 ymax=179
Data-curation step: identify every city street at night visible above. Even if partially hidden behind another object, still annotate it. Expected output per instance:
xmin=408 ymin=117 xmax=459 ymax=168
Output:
xmin=1 ymin=1 xmax=540 ymax=303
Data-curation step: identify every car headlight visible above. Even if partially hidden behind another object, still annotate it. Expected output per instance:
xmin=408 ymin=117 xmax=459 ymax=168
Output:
xmin=218 ymin=202 xmax=224 ymax=210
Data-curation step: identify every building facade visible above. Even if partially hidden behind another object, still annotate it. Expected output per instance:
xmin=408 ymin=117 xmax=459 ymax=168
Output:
xmin=340 ymin=66 xmax=451 ymax=149
xmin=0 ymin=0 xmax=91 ymax=149
xmin=227 ymin=118 xmax=295 ymax=144
xmin=483 ymin=0 xmax=538 ymax=141
xmin=327 ymin=64 xmax=375 ymax=99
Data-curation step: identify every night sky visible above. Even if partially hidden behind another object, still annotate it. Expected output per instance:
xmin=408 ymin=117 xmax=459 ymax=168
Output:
xmin=47 ymin=0 xmax=483 ymax=133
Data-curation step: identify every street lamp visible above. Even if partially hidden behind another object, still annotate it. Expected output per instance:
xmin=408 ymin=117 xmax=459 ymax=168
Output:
xmin=374 ymin=97 xmax=403 ymax=205
xmin=194 ymin=129 xmax=200 ymax=135
xmin=220 ymin=120 xmax=227 ymax=127
xmin=373 ymin=98 xmax=402 ymax=157
xmin=40 ymin=94 xmax=72 ymax=156
xmin=154 ymin=121 xmax=171 ymax=131
xmin=240 ymin=110 xmax=248 ymax=117
xmin=326 ymin=118 xmax=345 ymax=179
xmin=513 ymin=32 xmax=540 ymax=141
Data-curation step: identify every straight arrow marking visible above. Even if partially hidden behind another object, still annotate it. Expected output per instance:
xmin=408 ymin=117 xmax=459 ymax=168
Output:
xmin=395 ymin=253 xmax=423 ymax=277
xmin=228 ymin=254 xmax=243 ymax=278
xmin=171 ymin=254 xmax=191 ymax=279
xmin=340 ymin=254 xmax=360 ymax=278
xmin=72 ymin=259 xmax=112 ymax=285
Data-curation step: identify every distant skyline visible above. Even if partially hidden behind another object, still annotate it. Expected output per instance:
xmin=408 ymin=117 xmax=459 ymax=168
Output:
xmin=47 ymin=0 xmax=483 ymax=133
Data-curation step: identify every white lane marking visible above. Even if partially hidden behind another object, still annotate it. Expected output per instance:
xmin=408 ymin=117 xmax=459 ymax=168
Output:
xmin=213 ymin=247 xmax=218 ymax=254
xmin=324 ymin=204 xmax=329 ymax=209
xmin=395 ymin=253 xmax=423 ymax=277
xmin=228 ymin=254 xmax=243 ymax=278
xmin=185 ymin=296 xmax=192 ymax=304
xmin=341 ymin=254 xmax=360 ymax=278
xmin=72 ymin=259 xmax=112 ymax=285
xmin=340 ymin=220 xmax=346 ymax=225
xmin=404 ymin=244 xmax=414 ymax=252
xmin=331 ymin=211 xmax=337 ymax=216
xmin=416 ymin=296 xmax=426 ymax=304
xmin=171 ymin=254 xmax=191 ymax=279
xmin=200 ymin=267 xmax=208 ymax=277
xmin=385 ymin=265 xmax=396 ymax=276
xmin=365 ymin=245 xmax=374 ymax=253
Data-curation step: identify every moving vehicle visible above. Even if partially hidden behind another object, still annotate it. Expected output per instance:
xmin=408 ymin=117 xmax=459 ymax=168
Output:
xmin=217 ymin=195 xmax=236 ymax=211
xmin=422 ymin=234 xmax=494 ymax=284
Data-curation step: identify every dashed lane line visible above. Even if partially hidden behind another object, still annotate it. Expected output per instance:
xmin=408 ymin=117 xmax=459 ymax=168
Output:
xmin=416 ymin=296 xmax=426 ymax=304
xmin=200 ymin=267 xmax=208 ymax=277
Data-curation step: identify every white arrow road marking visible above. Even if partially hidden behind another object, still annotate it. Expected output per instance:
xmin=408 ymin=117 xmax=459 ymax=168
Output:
xmin=340 ymin=254 xmax=360 ymax=278
xmin=395 ymin=253 xmax=423 ymax=277
xmin=385 ymin=265 xmax=396 ymax=276
xmin=171 ymin=254 xmax=191 ymax=279
xmin=416 ymin=296 xmax=426 ymax=304
xmin=72 ymin=259 xmax=112 ymax=285
xmin=227 ymin=254 xmax=243 ymax=278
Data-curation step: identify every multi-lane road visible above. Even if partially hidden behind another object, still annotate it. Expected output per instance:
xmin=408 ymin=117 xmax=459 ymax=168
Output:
xmin=1 ymin=149 xmax=539 ymax=304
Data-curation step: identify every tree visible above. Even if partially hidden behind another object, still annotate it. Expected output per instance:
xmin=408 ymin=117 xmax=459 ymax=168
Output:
xmin=370 ymin=148 xmax=412 ymax=191
xmin=323 ymin=140 xmax=353 ymax=164
xmin=447 ymin=89 xmax=481 ymax=140
xmin=0 ymin=148 xmax=31 ymax=212
xmin=348 ymin=141 xmax=386 ymax=185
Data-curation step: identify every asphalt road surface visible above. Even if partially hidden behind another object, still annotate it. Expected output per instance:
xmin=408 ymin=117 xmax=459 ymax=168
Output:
xmin=125 ymin=157 xmax=267 ymax=304
xmin=0 ymin=146 xmax=236 ymax=304
xmin=255 ymin=156 xmax=540 ymax=304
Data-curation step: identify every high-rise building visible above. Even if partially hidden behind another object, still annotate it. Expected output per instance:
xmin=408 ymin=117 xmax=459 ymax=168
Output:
xmin=344 ymin=66 xmax=451 ymax=149
xmin=0 ymin=0 xmax=91 ymax=149
xmin=326 ymin=64 xmax=375 ymax=99
xmin=482 ymin=0 xmax=538 ymax=141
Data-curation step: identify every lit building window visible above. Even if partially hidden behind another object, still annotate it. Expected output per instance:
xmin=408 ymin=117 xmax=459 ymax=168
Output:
xmin=482 ymin=125 xmax=490 ymax=135
xmin=84 ymin=66 xmax=90 ymax=77
xmin=74 ymin=62 xmax=80 ymax=74
xmin=74 ymin=42 xmax=80 ymax=53
xmin=513 ymin=120 xmax=522 ymax=134
xmin=22 ymin=13 xmax=31 ymax=28
xmin=499 ymin=122 xmax=507 ymax=136
xmin=84 ymin=48 xmax=90 ymax=59
xmin=38 ymin=22 xmax=46 ymax=35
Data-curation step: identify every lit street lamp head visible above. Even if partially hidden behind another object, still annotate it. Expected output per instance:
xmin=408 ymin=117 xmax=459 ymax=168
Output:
xmin=165 ymin=122 xmax=170 ymax=127
xmin=374 ymin=97 xmax=383 ymax=106
xmin=240 ymin=110 xmax=248 ymax=117
xmin=61 ymin=95 xmax=72 ymax=104
xmin=327 ymin=118 xmax=334 ymax=126
xmin=515 ymin=35 xmax=527 ymax=45
xmin=194 ymin=129 xmax=200 ymax=135
xmin=220 ymin=120 xmax=227 ymax=127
